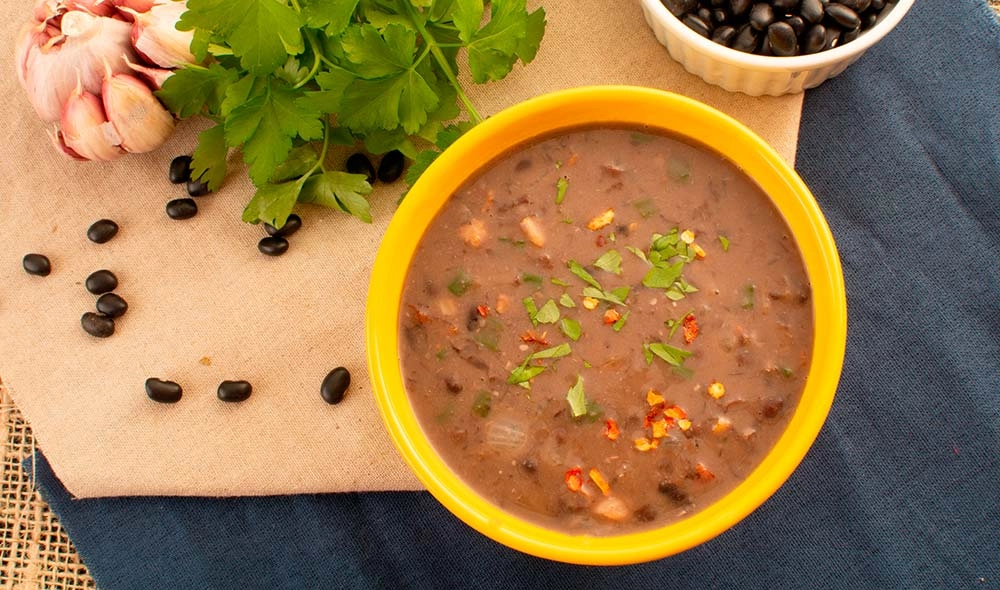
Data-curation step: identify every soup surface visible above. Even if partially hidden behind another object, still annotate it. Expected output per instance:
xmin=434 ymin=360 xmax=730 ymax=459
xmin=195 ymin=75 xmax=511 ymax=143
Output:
xmin=398 ymin=126 xmax=813 ymax=535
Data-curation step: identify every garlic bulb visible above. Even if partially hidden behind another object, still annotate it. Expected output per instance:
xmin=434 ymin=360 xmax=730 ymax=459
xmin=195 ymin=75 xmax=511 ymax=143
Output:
xmin=14 ymin=0 xmax=195 ymax=160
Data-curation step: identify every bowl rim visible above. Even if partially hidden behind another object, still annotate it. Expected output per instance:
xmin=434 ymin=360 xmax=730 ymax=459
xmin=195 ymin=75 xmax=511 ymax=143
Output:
xmin=639 ymin=0 xmax=916 ymax=71
xmin=366 ymin=86 xmax=847 ymax=565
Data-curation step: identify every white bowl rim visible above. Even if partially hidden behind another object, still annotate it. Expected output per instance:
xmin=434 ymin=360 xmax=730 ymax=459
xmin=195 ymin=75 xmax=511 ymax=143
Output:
xmin=640 ymin=0 xmax=916 ymax=71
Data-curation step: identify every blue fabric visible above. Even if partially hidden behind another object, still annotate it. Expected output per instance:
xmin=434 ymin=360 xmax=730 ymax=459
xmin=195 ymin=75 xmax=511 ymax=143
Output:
xmin=29 ymin=1 xmax=1000 ymax=588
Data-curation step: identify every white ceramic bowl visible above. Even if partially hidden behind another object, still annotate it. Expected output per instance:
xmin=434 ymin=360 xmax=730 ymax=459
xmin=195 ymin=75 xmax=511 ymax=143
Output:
xmin=639 ymin=0 xmax=915 ymax=96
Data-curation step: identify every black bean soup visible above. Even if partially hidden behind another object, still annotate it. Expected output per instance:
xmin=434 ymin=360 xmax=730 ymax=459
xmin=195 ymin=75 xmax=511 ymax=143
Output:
xmin=398 ymin=126 xmax=813 ymax=535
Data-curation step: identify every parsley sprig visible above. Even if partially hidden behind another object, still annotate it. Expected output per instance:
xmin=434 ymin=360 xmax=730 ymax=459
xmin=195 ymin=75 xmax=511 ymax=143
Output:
xmin=158 ymin=0 xmax=546 ymax=228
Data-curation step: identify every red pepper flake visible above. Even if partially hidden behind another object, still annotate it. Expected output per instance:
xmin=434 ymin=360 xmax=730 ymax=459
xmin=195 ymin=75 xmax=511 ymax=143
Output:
xmin=476 ymin=305 xmax=490 ymax=318
xmin=603 ymin=309 xmax=621 ymax=325
xmin=596 ymin=234 xmax=607 ymax=247
xmin=565 ymin=467 xmax=584 ymax=492
xmin=603 ymin=419 xmax=620 ymax=441
xmin=589 ymin=468 xmax=611 ymax=495
xmin=519 ymin=330 xmax=550 ymax=346
xmin=695 ymin=463 xmax=715 ymax=481
xmin=407 ymin=305 xmax=431 ymax=325
xmin=644 ymin=403 xmax=665 ymax=428
xmin=682 ymin=313 xmax=699 ymax=344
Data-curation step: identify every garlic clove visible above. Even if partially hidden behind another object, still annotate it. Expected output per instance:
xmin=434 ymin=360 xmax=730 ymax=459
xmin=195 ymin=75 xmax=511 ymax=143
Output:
xmin=18 ymin=9 xmax=136 ymax=122
xmin=125 ymin=1 xmax=195 ymax=68
xmin=60 ymin=84 xmax=124 ymax=161
xmin=101 ymin=72 xmax=174 ymax=153
xmin=123 ymin=55 xmax=173 ymax=90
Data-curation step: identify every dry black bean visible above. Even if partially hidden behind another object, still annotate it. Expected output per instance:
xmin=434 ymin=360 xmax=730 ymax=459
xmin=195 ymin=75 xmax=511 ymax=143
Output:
xmin=320 ymin=367 xmax=350 ymax=405
xmin=444 ymin=376 xmax=464 ymax=394
xmin=168 ymin=155 xmax=192 ymax=184
xmin=825 ymin=3 xmax=861 ymax=28
xmin=730 ymin=0 xmax=751 ymax=16
xmin=767 ymin=22 xmax=798 ymax=56
xmin=346 ymin=153 xmax=376 ymax=184
xmin=732 ymin=24 xmax=759 ymax=52
xmin=186 ymin=177 xmax=211 ymax=197
xmin=81 ymin=312 xmax=114 ymax=338
xmin=672 ymin=0 xmax=897 ymax=56
xmin=683 ymin=13 xmax=712 ymax=37
xmin=800 ymin=0 xmax=824 ymax=22
xmin=85 ymin=269 xmax=118 ymax=294
xmin=802 ymin=24 xmax=828 ymax=53
xmin=217 ymin=380 xmax=253 ymax=402
xmin=145 ymin=377 xmax=182 ymax=404
xmin=376 ymin=150 xmax=405 ymax=183
xmin=839 ymin=0 xmax=870 ymax=12
xmin=663 ymin=0 xmax=699 ymax=17
xmin=87 ymin=219 xmax=119 ymax=244
xmin=258 ymin=236 xmax=289 ymax=256
xmin=749 ymin=3 xmax=774 ymax=30
xmin=96 ymin=293 xmax=128 ymax=318
xmin=658 ymin=480 xmax=689 ymax=504
xmin=785 ymin=15 xmax=806 ymax=36
xmin=264 ymin=213 xmax=302 ymax=238
xmin=712 ymin=24 xmax=738 ymax=45
xmin=22 ymin=253 xmax=51 ymax=276
xmin=823 ymin=25 xmax=842 ymax=49
xmin=166 ymin=198 xmax=198 ymax=220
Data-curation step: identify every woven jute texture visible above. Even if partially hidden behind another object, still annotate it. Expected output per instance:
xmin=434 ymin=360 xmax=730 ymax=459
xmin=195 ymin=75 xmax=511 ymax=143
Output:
xmin=1 ymin=383 xmax=95 ymax=590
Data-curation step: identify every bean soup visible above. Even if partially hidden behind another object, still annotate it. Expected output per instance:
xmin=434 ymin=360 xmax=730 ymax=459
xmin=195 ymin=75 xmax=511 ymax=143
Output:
xmin=398 ymin=126 xmax=813 ymax=535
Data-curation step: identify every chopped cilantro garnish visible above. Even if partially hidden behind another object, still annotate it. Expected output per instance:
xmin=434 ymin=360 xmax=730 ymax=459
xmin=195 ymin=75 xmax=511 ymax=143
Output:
xmin=566 ymin=375 xmax=588 ymax=418
xmin=555 ymin=177 xmax=569 ymax=204
xmin=719 ymin=235 xmax=730 ymax=252
xmin=471 ymin=391 xmax=492 ymax=418
xmin=582 ymin=286 xmax=628 ymax=306
xmin=665 ymin=310 xmax=694 ymax=339
xmin=558 ymin=293 xmax=576 ymax=308
xmin=447 ymin=269 xmax=473 ymax=296
xmin=567 ymin=260 xmax=603 ymax=290
xmin=633 ymin=198 xmax=658 ymax=219
xmin=594 ymin=249 xmax=623 ymax=275
xmin=534 ymin=299 xmax=560 ymax=324
xmin=667 ymin=158 xmax=691 ymax=184
xmin=551 ymin=277 xmax=570 ymax=287
xmin=560 ymin=318 xmax=582 ymax=341
xmin=522 ymin=297 xmax=538 ymax=323
xmin=626 ymin=246 xmax=648 ymax=262
xmin=643 ymin=342 xmax=693 ymax=369
xmin=742 ymin=283 xmax=756 ymax=310
xmin=521 ymin=273 xmax=543 ymax=288
xmin=642 ymin=261 xmax=684 ymax=289
xmin=507 ymin=343 xmax=572 ymax=388
xmin=472 ymin=317 xmax=503 ymax=351
xmin=612 ymin=310 xmax=629 ymax=332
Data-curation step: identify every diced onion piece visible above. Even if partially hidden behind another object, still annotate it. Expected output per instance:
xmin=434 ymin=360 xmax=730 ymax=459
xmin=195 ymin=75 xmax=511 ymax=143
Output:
xmin=519 ymin=216 xmax=546 ymax=247
xmin=458 ymin=218 xmax=487 ymax=247
xmin=592 ymin=496 xmax=629 ymax=521
xmin=680 ymin=229 xmax=696 ymax=244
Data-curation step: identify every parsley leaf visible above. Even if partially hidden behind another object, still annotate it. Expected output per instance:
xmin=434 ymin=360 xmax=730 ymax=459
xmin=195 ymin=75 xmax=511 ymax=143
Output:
xmin=643 ymin=342 xmax=693 ymax=368
xmin=190 ymin=124 xmax=228 ymax=192
xmin=534 ymin=299 xmax=560 ymax=324
xmin=300 ymin=171 xmax=374 ymax=223
xmin=567 ymin=260 xmax=603 ymax=290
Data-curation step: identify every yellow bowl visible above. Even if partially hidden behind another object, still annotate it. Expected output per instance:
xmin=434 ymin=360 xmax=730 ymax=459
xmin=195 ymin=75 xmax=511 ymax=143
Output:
xmin=366 ymin=86 xmax=846 ymax=565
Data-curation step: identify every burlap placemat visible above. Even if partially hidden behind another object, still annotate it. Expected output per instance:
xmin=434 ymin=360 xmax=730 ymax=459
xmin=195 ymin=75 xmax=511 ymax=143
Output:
xmin=1 ymin=384 xmax=95 ymax=590
xmin=0 ymin=0 xmax=802 ymax=498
